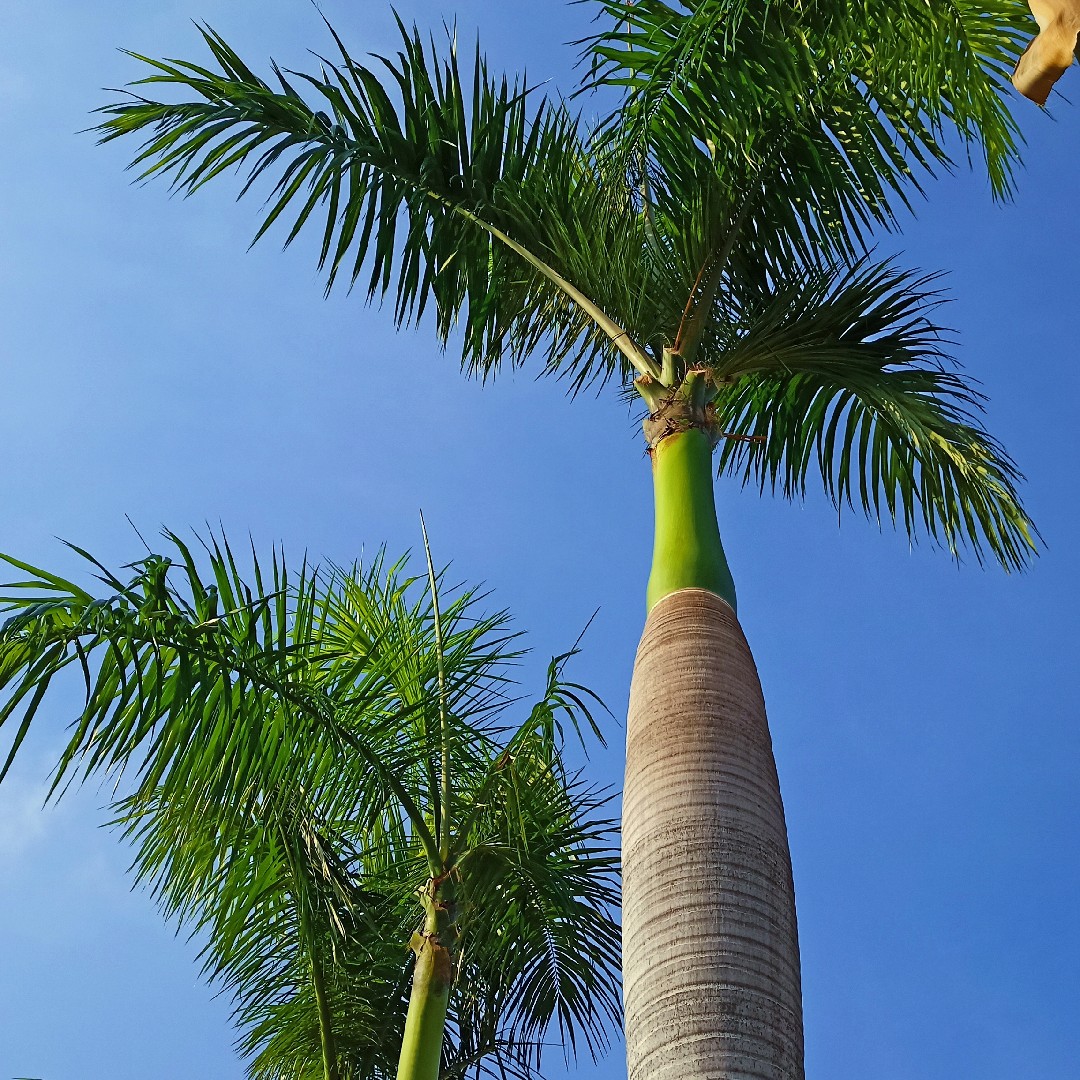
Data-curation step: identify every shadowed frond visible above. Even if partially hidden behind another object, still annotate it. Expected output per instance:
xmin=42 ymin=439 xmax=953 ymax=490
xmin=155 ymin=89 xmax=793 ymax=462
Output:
xmin=118 ymin=780 xmax=420 ymax=1080
xmin=707 ymin=259 xmax=1037 ymax=569
xmin=454 ymin=766 xmax=620 ymax=1068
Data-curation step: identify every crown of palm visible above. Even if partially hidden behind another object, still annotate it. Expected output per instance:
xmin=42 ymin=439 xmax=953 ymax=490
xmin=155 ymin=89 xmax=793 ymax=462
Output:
xmin=94 ymin=1 xmax=1038 ymax=568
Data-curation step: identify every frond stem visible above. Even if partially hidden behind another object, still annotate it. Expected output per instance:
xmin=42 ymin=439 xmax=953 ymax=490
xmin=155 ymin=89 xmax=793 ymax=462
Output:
xmin=673 ymin=198 xmax=753 ymax=364
xmin=454 ymin=206 xmax=660 ymax=380
xmin=420 ymin=515 xmax=452 ymax=867
xmin=311 ymin=947 xmax=342 ymax=1080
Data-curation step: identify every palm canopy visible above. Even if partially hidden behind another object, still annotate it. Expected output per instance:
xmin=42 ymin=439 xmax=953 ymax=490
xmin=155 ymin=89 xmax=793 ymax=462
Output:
xmin=0 ymin=531 xmax=620 ymax=1080
xmin=93 ymin=2 xmax=1038 ymax=568
xmin=585 ymin=1 xmax=1031 ymax=241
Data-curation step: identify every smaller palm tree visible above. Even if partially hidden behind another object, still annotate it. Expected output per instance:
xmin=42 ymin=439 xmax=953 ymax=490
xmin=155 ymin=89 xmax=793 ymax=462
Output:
xmin=0 ymin=528 xmax=621 ymax=1080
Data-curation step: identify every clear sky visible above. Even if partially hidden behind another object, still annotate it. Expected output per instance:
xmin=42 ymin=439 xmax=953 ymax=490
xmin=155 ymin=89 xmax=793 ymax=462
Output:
xmin=1 ymin=3 xmax=1077 ymax=1079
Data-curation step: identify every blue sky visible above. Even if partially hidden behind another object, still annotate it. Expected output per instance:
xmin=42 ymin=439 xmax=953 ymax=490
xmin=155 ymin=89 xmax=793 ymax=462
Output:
xmin=1 ymin=3 xmax=1078 ymax=1078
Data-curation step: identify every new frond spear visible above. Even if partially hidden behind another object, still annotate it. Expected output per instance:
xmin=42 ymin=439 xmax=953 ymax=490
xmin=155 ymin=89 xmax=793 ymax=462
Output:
xmin=0 ymin=530 xmax=621 ymax=1080
xmin=89 ymin=3 xmax=1057 ymax=1078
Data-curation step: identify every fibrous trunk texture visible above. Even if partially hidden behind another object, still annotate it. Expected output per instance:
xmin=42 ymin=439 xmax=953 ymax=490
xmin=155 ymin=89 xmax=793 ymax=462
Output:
xmin=623 ymin=588 xmax=803 ymax=1080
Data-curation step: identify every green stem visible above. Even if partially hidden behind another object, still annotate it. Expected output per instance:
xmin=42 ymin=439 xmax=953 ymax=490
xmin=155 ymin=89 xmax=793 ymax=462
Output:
xmin=310 ymin=949 xmax=341 ymax=1080
xmin=396 ymin=882 xmax=455 ymax=1080
xmin=646 ymin=428 xmax=737 ymax=612
xmin=420 ymin=513 xmax=452 ymax=865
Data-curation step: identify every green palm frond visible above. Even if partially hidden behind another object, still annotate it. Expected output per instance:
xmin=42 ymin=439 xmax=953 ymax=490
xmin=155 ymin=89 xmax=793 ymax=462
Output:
xmin=455 ymin=768 xmax=620 ymax=1067
xmin=582 ymin=1 xmax=1029 ymax=245
xmin=0 ymin=533 xmax=344 ymax=827
xmin=443 ymin=650 xmax=619 ymax=1071
xmin=706 ymin=258 xmax=1037 ymax=569
xmin=119 ymin=780 xmax=417 ymax=1080
xmin=95 ymin=21 xmax=656 ymax=386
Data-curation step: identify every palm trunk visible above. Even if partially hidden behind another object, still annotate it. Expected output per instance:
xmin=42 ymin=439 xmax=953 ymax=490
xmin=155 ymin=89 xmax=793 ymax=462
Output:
xmin=645 ymin=427 xmax=737 ymax=611
xmin=395 ymin=879 xmax=455 ymax=1080
xmin=623 ymin=420 xmax=804 ymax=1080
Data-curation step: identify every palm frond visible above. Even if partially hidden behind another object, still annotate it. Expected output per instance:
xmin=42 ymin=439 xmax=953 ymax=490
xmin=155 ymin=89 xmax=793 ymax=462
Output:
xmin=118 ymin=778 xmax=417 ymax=1080
xmin=706 ymin=258 xmax=1037 ymax=569
xmin=0 ymin=533 xmax=340 ymax=825
xmin=581 ymin=0 xmax=1030 ymax=260
xmin=95 ymin=21 xmax=657 ymax=385
xmin=85 ymin=10 xmax=1042 ymax=572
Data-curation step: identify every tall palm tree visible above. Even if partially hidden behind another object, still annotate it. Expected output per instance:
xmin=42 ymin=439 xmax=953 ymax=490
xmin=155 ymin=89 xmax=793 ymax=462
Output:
xmin=0 ymin=530 xmax=621 ymax=1080
xmin=86 ymin=4 xmax=1046 ymax=1078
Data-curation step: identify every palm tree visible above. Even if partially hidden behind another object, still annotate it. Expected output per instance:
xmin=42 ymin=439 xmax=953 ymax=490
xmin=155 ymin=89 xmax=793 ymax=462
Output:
xmin=85 ymin=4 xmax=1047 ymax=1078
xmin=0 ymin=529 xmax=620 ymax=1080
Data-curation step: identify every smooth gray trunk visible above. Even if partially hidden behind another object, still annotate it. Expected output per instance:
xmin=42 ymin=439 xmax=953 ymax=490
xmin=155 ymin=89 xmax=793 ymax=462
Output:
xmin=623 ymin=588 xmax=804 ymax=1080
